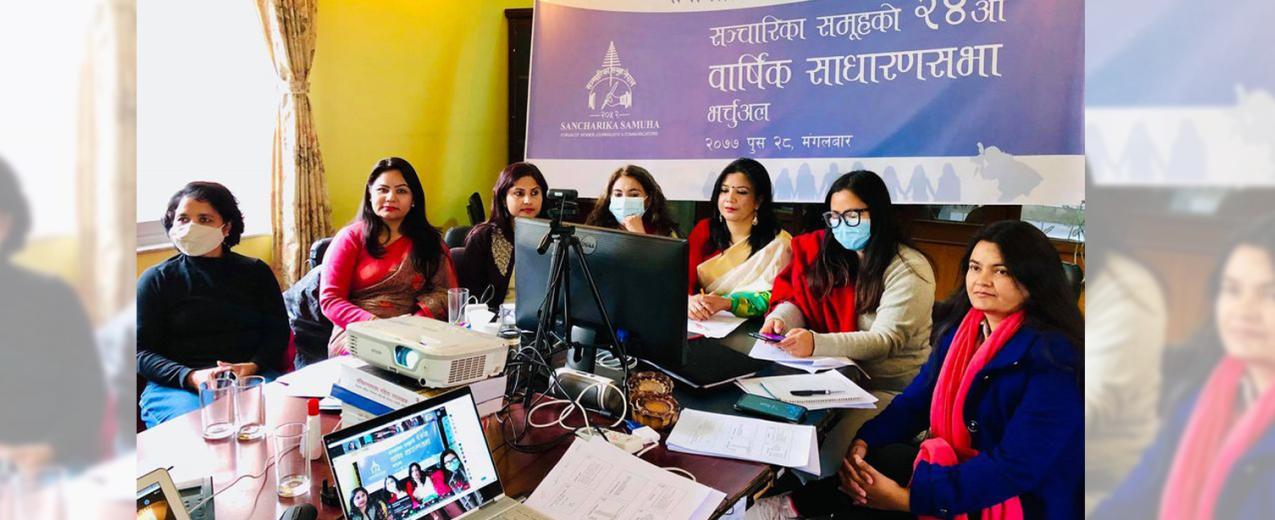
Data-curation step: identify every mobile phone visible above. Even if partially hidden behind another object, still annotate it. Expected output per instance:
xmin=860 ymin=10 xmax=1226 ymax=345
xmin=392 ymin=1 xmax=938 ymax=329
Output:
xmin=734 ymin=394 xmax=807 ymax=423
xmin=748 ymin=331 xmax=785 ymax=343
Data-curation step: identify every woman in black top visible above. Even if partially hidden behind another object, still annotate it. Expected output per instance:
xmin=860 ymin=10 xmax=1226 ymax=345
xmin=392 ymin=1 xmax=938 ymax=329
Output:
xmin=136 ymin=182 xmax=289 ymax=427
xmin=459 ymin=162 xmax=547 ymax=308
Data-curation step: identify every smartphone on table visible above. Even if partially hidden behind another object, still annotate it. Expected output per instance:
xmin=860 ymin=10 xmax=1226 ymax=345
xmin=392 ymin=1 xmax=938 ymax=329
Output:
xmin=734 ymin=394 xmax=807 ymax=422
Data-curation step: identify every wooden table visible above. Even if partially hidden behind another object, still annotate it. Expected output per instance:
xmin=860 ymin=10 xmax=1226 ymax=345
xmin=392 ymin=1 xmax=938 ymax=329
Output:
xmin=137 ymin=385 xmax=776 ymax=519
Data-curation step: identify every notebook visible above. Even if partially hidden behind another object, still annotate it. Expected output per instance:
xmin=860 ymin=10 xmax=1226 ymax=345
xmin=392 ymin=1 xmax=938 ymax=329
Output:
xmin=738 ymin=370 xmax=878 ymax=410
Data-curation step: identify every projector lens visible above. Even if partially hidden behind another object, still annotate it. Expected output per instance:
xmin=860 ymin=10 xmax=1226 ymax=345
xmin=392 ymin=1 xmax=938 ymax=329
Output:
xmin=394 ymin=346 xmax=421 ymax=370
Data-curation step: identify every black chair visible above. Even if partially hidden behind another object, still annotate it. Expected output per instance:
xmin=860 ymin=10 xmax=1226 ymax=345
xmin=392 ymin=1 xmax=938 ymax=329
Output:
xmin=1061 ymin=262 xmax=1084 ymax=303
xmin=444 ymin=226 xmax=471 ymax=249
xmin=466 ymin=192 xmax=485 ymax=226
xmin=308 ymin=237 xmax=333 ymax=270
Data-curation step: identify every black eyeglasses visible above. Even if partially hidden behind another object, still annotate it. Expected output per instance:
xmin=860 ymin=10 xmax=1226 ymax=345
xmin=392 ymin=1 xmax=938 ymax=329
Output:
xmin=822 ymin=208 xmax=869 ymax=228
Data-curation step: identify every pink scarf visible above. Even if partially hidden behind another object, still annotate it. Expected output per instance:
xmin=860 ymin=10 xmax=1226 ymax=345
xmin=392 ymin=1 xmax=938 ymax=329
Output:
xmin=1158 ymin=356 xmax=1275 ymax=520
xmin=914 ymin=308 xmax=1025 ymax=520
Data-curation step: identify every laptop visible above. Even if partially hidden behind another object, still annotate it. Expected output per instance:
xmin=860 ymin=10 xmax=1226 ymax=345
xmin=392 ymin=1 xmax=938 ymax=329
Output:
xmin=323 ymin=386 xmax=552 ymax=520
xmin=137 ymin=468 xmax=191 ymax=520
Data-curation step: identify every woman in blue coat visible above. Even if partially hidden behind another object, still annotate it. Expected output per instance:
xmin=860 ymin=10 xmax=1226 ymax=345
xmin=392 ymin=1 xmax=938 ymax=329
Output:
xmin=1094 ymin=215 xmax=1275 ymax=520
xmin=749 ymin=221 xmax=1084 ymax=519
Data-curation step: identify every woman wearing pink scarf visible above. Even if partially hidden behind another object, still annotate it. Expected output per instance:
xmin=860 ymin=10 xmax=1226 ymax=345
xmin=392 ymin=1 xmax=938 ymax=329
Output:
xmin=750 ymin=221 xmax=1084 ymax=519
xmin=1095 ymin=215 xmax=1275 ymax=520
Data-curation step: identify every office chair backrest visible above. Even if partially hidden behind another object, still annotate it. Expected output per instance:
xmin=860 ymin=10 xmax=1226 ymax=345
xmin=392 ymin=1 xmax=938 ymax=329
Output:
xmin=444 ymin=226 xmax=471 ymax=249
xmin=466 ymin=192 xmax=485 ymax=226
xmin=308 ymin=237 xmax=333 ymax=270
xmin=1061 ymin=262 xmax=1084 ymax=303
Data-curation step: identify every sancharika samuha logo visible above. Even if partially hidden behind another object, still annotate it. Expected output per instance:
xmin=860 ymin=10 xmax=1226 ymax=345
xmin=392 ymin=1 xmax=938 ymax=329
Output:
xmin=559 ymin=41 xmax=662 ymax=138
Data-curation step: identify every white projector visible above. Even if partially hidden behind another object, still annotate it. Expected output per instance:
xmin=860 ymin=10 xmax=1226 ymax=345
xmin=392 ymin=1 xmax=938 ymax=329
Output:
xmin=346 ymin=315 xmax=508 ymax=388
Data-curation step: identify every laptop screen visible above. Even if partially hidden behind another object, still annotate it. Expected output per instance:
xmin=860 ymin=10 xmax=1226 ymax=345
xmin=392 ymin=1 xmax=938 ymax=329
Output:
xmin=325 ymin=388 xmax=503 ymax=520
xmin=137 ymin=482 xmax=179 ymax=520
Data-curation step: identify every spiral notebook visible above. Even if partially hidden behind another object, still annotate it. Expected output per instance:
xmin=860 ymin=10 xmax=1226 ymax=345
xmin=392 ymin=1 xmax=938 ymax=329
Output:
xmin=737 ymin=370 xmax=878 ymax=410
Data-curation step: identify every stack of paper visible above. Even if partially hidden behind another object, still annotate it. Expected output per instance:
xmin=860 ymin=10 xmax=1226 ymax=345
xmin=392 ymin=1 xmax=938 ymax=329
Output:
xmin=747 ymin=339 xmax=857 ymax=374
xmin=686 ymin=310 xmax=748 ymax=339
xmin=735 ymin=371 xmax=878 ymax=410
xmin=526 ymin=436 xmax=727 ymax=520
xmin=666 ymin=409 xmax=820 ymax=475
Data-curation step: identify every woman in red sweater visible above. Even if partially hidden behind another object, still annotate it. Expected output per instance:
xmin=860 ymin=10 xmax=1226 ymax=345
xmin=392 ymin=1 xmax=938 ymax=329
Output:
xmin=320 ymin=157 xmax=458 ymax=356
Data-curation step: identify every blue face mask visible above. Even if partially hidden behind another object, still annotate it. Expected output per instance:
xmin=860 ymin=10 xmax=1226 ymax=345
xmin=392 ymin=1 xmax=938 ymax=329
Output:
xmin=445 ymin=458 xmax=461 ymax=472
xmin=831 ymin=219 xmax=871 ymax=251
xmin=609 ymin=196 xmax=646 ymax=222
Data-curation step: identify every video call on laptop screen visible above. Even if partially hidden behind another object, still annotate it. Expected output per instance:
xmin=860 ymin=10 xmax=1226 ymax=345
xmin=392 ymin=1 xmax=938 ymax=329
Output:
xmin=326 ymin=393 xmax=502 ymax=520
xmin=136 ymin=482 xmax=177 ymax=520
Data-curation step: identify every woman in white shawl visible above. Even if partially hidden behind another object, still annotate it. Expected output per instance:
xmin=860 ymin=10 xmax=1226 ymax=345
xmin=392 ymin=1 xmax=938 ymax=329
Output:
xmin=687 ymin=158 xmax=792 ymax=320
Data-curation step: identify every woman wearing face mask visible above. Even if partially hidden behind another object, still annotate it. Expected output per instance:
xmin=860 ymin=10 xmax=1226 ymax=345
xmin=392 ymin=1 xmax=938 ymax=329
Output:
xmin=321 ymin=157 xmax=458 ymax=357
xmin=758 ymin=171 xmax=936 ymax=472
xmin=583 ymin=164 xmax=680 ymax=237
xmin=1095 ymin=215 xmax=1275 ymax=520
xmin=459 ymin=162 xmax=547 ymax=308
xmin=137 ymin=182 xmax=289 ymax=427
xmin=687 ymin=158 xmax=792 ymax=320
xmin=752 ymin=220 xmax=1084 ymax=520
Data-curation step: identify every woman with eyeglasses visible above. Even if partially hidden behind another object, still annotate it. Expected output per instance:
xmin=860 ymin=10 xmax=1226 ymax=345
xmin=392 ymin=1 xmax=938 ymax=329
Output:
xmin=759 ymin=170 xmax=936 ymax=473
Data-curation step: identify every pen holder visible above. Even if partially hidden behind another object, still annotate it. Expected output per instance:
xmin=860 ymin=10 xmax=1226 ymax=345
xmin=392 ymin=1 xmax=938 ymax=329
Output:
xmin=632 ymin=394 xmax=680 ymax=431
xmin=626 ymin=371 xmax=674 ymax=403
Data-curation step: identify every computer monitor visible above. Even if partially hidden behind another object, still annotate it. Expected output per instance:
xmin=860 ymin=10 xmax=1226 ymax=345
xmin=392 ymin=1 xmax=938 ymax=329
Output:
xmin=513 ymin=217 xmax=690 ymax=368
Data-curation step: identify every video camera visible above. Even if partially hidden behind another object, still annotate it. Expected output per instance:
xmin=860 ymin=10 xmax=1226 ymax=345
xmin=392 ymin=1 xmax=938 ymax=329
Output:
xmin=544 ymin=188 xmax=579 ymax=222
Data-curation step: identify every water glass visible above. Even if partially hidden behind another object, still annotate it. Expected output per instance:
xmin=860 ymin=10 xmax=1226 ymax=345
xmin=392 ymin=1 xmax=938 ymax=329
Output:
xmin=273 ymin=422 xmax=311 ymax=498
xmin=447 ymin=287 xmax=470 ymax=326
xmin=498 ymin=303 xmax=519 ymax=338
xmin=235 ymin=375 xmax=266 ymax=441
xmin=199 ymin=378 xmax=237 ymax=440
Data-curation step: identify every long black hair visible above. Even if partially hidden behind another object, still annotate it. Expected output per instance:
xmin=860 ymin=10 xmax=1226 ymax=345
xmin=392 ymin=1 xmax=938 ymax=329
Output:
xmin=359 ymin=157 xmax=443 ymax=279
xmin=808 ymin=171 xmax=912 ymax=316
xmin=487 ymin=162 xmax=548 ymax=237
xmin=584 ymin=164 xmax=680 ymax=236
xmin=349 ymin=486 xmax=369 ymax=513
xmin=934 ymin=220 xmax=1085 ymax=354
xmin=705 ymin=158 xmax=781 ymax=256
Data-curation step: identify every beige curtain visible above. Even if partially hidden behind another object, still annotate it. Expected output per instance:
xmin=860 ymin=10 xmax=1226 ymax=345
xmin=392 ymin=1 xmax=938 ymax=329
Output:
xmin=75 ymin=0 xmax=136 ymax=324
xmin=256 ymin=0 xmax=331 ymax=285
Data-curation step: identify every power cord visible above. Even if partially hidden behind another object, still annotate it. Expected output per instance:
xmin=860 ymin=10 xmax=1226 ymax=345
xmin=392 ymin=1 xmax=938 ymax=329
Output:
xmin=185 ymin=419 xmax=343 ymax=514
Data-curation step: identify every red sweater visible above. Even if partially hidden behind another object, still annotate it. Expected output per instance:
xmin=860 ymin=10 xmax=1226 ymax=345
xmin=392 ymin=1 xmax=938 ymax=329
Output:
xmin=319 ymin=224 xmax=456 ymax=328
xmin=686 ymin=219 xmax=717 ymax=294
xmin=769 ymin=230 xmax=858 ymax=333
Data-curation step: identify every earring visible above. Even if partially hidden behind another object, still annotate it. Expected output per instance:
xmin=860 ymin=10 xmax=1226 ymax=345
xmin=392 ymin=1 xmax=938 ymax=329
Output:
xmin=752 ymin=215 xmax=758 ymax=225
xmin=719 ymin=214 xmax=724 ymax=222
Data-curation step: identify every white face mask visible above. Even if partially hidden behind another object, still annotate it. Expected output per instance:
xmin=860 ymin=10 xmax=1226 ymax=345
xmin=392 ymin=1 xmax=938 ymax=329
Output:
xmin=169 ymin=222 xmax=226 ymax=257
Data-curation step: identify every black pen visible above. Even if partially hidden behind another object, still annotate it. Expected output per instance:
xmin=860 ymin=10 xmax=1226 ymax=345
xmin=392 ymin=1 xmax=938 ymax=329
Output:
xmin=790 ymin=390 xmax=842 ymax=396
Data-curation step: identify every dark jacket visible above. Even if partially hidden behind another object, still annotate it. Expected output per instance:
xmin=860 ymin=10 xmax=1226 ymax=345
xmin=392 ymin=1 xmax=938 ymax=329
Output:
xmin=856 ymin=324 xmax=1084 ymax=519
xmin=283 ymin=265 xmax=332 ymax=366
xmin=1092 ymin=373 xmax=1275 ymax=519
